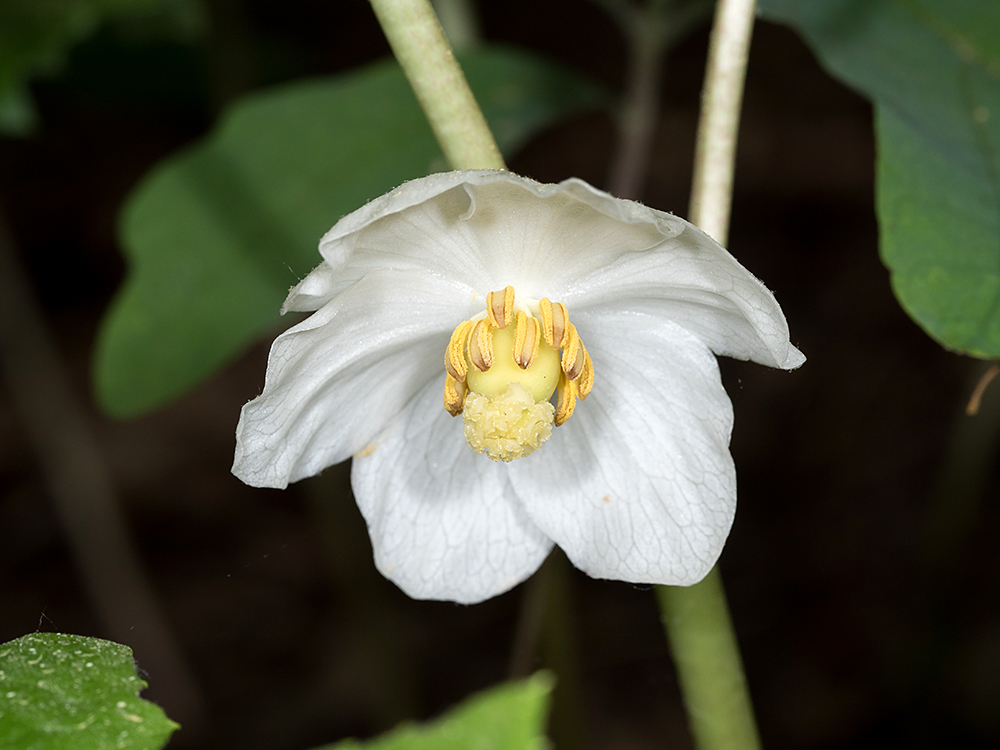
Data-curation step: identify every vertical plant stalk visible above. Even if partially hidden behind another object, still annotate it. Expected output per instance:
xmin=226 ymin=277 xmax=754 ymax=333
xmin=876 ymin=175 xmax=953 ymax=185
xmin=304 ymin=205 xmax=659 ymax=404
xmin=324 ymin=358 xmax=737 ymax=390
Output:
xmin=507 ymin=552 xmax=589 ymax=750
xmin=660 ymin=1 xmax=762 ymax=750
xmin=369 ymin=0 xmax=505 ymax=170
xmin=687 ymin=0 xmax=755 ymax=246
xmin=659 ymin=570 xmax=761 ymax=750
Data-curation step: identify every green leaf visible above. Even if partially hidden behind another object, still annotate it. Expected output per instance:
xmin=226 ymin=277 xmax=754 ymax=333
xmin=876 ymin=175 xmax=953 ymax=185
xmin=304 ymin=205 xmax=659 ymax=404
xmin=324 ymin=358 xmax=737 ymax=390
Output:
xmin=94 ymin=45 xmax=603 ymax=417
xmin=0 ymin=633 xmax=178 ymax=750
xmin=759 ymin=0 xmax=1000 ymax=356
xmin=0 ymin=0 xmax=203 ymax=136
xmin=311 ymin=672 xmax=553 ymax=750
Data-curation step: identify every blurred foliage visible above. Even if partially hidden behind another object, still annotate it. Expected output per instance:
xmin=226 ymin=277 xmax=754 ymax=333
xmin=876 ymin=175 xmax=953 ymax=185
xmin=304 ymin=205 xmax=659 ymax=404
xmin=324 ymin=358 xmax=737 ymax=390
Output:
xmin=0 ymin=0 xmax=204 ymax=134
xmin=0 ymin=633 xmax=178 ymax=750
xmin=312 ymin=673 xmax=553 ymax=750
xmin=759 ymin=0 xmax=1000 ymax=357
xmin=93 ymin=46 xmax=603 ymax=418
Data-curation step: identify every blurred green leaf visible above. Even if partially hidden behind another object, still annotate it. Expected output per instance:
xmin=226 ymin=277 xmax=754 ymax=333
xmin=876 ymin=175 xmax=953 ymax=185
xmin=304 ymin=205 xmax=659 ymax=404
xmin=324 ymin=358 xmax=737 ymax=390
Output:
xmin=0 ymin=0 xmax=203 ymax=135
xmin=759 ymin=0 xmax=1000 ymax=356
xmin=0 ymin=633 xmax=178 ymax=750
xmin=312 ymin=673 xmax=553 ymax=750
xmin=94 ymin=45 xmax=603 ymax=418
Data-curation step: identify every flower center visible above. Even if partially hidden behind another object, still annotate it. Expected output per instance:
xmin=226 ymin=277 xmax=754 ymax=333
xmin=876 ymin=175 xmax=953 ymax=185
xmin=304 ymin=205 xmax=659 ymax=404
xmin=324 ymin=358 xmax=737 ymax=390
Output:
xmin=443 ymin=285 xmax=593 ymax=462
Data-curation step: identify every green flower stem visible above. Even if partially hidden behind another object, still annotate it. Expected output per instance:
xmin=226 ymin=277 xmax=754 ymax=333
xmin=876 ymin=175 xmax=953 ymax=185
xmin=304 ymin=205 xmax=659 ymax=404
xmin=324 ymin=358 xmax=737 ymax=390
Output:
xmin=369 ymin=0 xmax=505 ymax=170
xmin=660 ymin=1 xmax=762 ymax=749
xmin=688 ymin=0 xmax=756 ymax=246
xmin=658 ymin=571 xmax=761 ymax=750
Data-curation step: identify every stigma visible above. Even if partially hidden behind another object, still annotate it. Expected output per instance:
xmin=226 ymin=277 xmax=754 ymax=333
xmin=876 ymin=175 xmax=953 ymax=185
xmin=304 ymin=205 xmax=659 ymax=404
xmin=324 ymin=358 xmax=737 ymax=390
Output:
xmin=443 ymin=285 xmax=594 ymax=462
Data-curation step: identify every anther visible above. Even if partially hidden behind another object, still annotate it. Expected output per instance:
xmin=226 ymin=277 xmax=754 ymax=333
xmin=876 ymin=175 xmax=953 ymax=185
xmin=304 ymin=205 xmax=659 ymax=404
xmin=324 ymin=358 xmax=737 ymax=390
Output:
xmin=554 ymin=377 xmax=577 ymax=426
xmin=444 ymin=320 xmax=472 ymax=381
xmin=576 ymin=350 xmax=594 ymax=399
xmin=443 ymin=374 xmax=468 ymax=416
xmin=486 ymin=285 xmax=515 ymax=329
xmin=539 ymin=298 xmax=567 ymax=349
xmin=560 ymin=323 xmax=584 ymax=379
xmin=512 ymin=311 xmax=541 ymax=369
xmin=468 ymin=318 xmax=494 ymax=372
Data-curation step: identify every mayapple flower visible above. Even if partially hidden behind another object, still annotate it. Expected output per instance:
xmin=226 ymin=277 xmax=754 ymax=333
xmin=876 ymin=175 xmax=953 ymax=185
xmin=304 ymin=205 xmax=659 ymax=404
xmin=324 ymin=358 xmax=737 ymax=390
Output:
xmin=232 ymin=170 xmax=803 ymax=604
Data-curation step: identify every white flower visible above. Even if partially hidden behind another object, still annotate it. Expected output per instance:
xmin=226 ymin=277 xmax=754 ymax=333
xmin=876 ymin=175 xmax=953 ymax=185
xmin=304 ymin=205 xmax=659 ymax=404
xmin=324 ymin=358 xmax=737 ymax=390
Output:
xmin=232 ymin=170 xmax=803 ymax=604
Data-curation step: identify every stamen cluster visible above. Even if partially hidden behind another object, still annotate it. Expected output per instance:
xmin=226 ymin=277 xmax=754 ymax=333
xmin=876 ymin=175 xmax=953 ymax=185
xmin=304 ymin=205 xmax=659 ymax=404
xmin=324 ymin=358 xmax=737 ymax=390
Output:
xmin=443 ymin=285 xmax=594 ymax=461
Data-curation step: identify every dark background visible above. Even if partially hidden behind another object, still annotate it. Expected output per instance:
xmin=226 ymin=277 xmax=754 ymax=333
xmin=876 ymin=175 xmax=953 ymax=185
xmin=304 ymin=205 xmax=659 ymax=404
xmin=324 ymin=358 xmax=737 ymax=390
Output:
xmin=1 ymin=1 xmax=998 ymax=748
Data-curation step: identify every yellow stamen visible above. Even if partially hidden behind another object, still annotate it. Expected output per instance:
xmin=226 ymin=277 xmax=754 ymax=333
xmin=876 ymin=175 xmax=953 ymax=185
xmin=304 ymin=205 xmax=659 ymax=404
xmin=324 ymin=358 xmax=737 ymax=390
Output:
xmin=466 ymin=323 xmax=559 ymax=403
xmin=538 ymin=297 xmax=568 ymax=349
xmin=443 ymin=373 xmax=467 ymax=416
xmin=469 ymin=318 xmax=494 ymax=372
xmin=512 ymin=310 xmax=541 ymax=369
xmin=442 ymin=286 xmax=594 ymax=460
xmin=444 ymin=319 xmax=472 ymax=381
xmin=486 ymin=285 xmax=515 ymax=329
xmin=577 ymin=349 xmax=594 ymax=400
xmin=560 ymin=322 xmax=585 ymax=379
xmin=554 ymin=376 xmax=577 ymax=426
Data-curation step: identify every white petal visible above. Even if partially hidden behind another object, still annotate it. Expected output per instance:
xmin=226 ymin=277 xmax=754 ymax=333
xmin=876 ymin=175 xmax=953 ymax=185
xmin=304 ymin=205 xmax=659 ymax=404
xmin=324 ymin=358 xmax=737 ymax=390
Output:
xmin=232 ymin=270 xmax=467 ymax=488
xmin=562 ymin=223 xmax=804 ymax=370
xmin=312 ymin=171 xmax=803 ymax=371
xmin=509 ymin=311 xmax=736 ymax=586
xmin=282 ymin=260 xmax=339 ymax=313
xmin=352 ymin=380 xmax=553 ymax=604
xmin=317 ymin=170 xmax=669 ymax=300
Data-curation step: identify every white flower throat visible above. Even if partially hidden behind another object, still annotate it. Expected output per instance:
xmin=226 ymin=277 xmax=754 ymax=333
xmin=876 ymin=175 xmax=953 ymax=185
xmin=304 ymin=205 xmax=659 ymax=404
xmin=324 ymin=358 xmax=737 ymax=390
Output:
xmin=443 ymin=285 xmax=594 ymax=462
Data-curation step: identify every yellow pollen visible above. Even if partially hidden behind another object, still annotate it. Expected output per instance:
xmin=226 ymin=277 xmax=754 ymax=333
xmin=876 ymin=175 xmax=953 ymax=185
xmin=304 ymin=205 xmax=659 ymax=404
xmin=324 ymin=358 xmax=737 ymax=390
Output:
xmin=442 ymin=286 xmax=593 ymax=460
